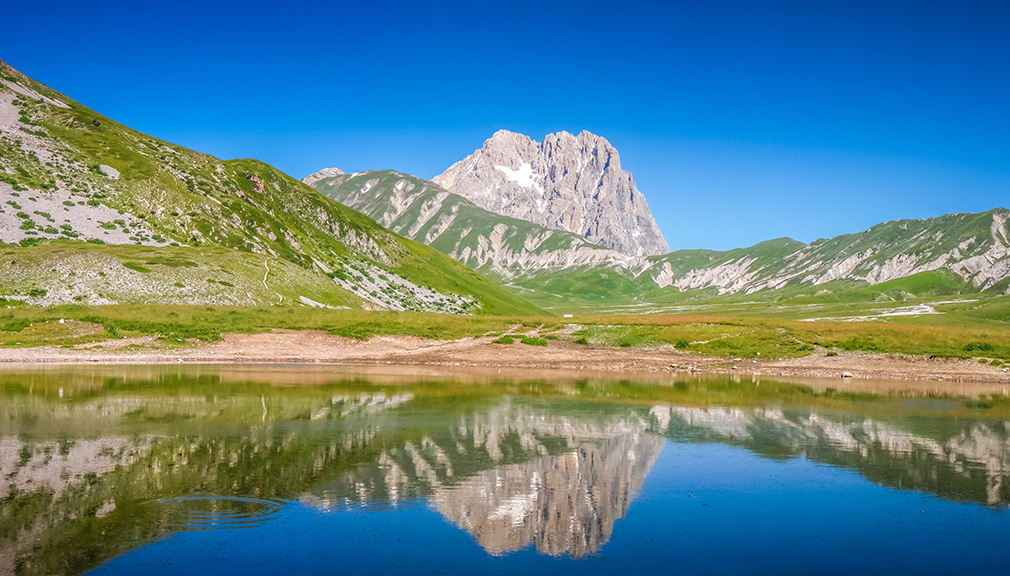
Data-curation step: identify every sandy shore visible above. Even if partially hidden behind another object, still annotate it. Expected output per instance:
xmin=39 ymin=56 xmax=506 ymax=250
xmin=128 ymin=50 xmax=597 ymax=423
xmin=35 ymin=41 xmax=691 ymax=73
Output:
xmin=1 ymin=329 xmax=1008 ymax=387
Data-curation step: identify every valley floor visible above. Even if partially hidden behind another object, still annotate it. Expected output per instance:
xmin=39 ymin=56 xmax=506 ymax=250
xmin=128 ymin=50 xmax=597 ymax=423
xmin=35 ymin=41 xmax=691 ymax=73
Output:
xmin=1 ymin=329 xmax=1009 ymax=389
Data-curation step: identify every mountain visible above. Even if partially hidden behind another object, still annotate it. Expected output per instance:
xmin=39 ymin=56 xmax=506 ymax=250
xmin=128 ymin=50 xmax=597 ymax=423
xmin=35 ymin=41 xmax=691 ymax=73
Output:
xmin=431 ymin=130 xmax=668 ymax=257
xmin=648 ymin=209 xmax=1010 ymax=296
xmin=306 ymin=163 xmax=1010 ymax=306
xmin=515 ymin=208 xmax=1010 ymax=306
xmin=306 ymin=169 xmax=635 ymax=281
xmin=0 ymin=59 xmax=540 ymax=315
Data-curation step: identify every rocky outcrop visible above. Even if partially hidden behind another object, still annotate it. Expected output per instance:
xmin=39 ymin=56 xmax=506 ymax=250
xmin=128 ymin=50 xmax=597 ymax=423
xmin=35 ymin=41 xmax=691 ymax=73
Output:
xmin=433 ymin=130 xmax=669 ymax=257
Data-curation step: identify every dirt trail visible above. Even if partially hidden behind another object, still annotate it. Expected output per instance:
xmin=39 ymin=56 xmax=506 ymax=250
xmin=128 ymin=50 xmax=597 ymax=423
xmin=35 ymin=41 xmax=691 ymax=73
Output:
xmin=1 ymin=329 xmax=1008 ymax=386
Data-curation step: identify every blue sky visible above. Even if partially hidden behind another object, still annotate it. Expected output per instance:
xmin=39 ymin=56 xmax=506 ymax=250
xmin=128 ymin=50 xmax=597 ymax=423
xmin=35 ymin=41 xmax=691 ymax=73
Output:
xmin=2 ymin=0 xmax=1008 ymax=251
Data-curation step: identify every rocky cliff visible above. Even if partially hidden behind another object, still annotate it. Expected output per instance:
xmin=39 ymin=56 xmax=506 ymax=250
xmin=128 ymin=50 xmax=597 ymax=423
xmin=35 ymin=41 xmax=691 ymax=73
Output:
xmin=432 ymin=130 xmax=669 ymax=257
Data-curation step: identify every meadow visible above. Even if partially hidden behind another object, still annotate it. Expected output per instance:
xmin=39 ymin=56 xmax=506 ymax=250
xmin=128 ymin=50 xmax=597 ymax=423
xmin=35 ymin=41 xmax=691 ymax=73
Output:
xmin=1 ymin=291 xmax=1008 ymax=362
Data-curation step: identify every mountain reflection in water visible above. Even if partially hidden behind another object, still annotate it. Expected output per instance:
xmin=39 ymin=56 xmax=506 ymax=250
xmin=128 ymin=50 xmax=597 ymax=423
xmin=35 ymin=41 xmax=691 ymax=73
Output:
xmin=1 ymin=367 xmax=1009 ymax=575
xmin=652 ymin=405 xmax=1010 ymax=506
xmin=305 ymin=401 xmax=664 ymax=556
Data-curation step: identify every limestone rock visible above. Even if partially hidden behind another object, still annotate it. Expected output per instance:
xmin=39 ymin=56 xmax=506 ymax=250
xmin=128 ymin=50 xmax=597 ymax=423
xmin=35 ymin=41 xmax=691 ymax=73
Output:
xmin=433 ymin=130 xmax=669 ymax=257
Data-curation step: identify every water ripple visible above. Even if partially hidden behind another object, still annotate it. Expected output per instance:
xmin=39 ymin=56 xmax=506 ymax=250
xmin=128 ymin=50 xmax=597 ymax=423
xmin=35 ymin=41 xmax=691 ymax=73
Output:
xmin=155 ymin=496 xmax=286 ymax=530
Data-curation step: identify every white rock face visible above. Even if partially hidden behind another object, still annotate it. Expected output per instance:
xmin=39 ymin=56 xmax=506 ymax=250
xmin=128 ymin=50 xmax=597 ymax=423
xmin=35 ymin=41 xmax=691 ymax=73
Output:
xmin=433 ymin=130 xmax=669 ymax=257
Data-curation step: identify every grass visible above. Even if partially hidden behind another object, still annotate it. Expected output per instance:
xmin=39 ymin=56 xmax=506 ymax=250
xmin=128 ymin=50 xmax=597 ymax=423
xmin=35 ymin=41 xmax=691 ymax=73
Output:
xmin=2 ymin=65 xmax=543 ymax=318
xmin=0 ymin=304 xmax=544 ymax=346
xmin=1 ymin=297 xmax=1008 ymax=360
xmin=2 ymin=300 xmax=1007 ymax=361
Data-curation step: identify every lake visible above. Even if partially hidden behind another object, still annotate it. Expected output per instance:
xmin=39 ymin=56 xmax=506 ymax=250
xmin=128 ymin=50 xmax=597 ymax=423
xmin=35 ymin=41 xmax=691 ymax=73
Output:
xmin=2 ymin=365 xmax=1009 ymax=575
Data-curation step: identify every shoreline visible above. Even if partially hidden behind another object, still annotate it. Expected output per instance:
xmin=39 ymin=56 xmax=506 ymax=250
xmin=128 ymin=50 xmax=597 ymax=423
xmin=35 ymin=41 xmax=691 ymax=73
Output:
xmin=0 ymin=329 xmax=1008 ymax=388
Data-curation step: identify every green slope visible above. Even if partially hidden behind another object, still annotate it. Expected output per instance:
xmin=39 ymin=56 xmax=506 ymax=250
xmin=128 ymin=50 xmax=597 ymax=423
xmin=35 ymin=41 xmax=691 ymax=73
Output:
xmin=309 ymin=170 xmax=626 ymax=281
xmin=498 ymin=210 xmax=1010 ymax=310
xmin=0 ymin=59 xmax=541 ymax=316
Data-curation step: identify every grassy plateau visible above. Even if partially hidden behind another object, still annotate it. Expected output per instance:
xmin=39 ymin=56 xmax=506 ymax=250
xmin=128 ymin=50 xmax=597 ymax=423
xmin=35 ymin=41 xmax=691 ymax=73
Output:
xmin=2 ymin=291 xmax=1008 ymax=362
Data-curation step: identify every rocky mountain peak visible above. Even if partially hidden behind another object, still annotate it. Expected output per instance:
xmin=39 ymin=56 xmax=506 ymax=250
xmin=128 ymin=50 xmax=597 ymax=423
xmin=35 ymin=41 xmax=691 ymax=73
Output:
xmin=301 ymin=166 xmax=345 ymax=187
xmin=433 ymin=130 xmax=668 ymax=257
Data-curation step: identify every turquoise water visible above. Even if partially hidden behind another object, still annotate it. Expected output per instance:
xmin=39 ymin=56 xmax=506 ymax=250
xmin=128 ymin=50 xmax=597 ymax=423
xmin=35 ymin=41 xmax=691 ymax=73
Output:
xmin=1 ymin=366 xmax=1008 ymax=575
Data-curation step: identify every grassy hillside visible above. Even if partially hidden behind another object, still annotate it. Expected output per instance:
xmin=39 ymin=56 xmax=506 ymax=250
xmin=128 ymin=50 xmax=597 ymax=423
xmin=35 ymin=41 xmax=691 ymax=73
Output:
xmin=310 ymin=170 xmax=626 ymax=281
xmin=0 ymin=59 xmax=541 ymax=316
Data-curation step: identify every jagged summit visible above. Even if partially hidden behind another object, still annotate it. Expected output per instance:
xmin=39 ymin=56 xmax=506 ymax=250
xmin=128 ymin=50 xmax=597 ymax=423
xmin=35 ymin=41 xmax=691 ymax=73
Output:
xmin=432 ymin=130 xmax=669 ymax=257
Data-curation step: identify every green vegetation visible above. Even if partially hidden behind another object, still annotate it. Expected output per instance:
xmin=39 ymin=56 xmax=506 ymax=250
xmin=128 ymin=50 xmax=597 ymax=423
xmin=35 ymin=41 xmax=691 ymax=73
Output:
xmin=1 ymin=295 xmax=1007 ymax=361
xmin=0 ymin=305 xmax=537 ymax=346
xmin=312 ymin=170 xmax=617 ymax=284
xmin=519 ymin=336 xmax=548 ymax=347
xmin=0 ymin=60 xmax=541 ymax=317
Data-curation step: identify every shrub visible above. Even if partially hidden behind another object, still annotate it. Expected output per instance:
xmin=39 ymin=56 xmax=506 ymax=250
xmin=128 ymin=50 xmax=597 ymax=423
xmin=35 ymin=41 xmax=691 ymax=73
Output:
xmin=520 ymin=336 xmax=547 ymax=347
xmin=491 ymin=336 xmax=514 ymax=344
xmin=674 ymin=339 xmax=690 ymax=349
xmin=964 ymin=342 xmax=994 ymax=352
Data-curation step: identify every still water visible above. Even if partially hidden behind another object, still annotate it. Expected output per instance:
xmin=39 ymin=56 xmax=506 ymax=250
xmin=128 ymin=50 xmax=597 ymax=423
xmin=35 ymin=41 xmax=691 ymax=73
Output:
xmin=1 ymin=365 xmax=1009 ymax=575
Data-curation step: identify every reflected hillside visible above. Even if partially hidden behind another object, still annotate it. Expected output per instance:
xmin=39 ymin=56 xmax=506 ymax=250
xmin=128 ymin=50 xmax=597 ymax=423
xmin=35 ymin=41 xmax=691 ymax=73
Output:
xmin=651 ymin=405 xmax=1010 ymax=506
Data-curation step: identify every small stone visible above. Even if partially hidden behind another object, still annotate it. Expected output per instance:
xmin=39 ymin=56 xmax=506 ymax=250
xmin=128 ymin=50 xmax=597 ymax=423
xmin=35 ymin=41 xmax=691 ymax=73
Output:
xmin=842 ymin=371 xmax=854 ymax=378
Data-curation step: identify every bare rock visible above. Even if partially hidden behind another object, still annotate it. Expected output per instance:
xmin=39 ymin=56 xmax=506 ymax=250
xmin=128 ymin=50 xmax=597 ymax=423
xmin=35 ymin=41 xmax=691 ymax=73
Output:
xmin=98 ymin=164 xmax=119 ymax=180
xmin=433 ymin=130 xmax=668 ymax=257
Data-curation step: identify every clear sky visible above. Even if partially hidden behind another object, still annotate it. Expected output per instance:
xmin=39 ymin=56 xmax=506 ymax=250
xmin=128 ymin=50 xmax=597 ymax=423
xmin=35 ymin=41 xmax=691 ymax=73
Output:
xmin=2 ymin=0 xmax=1008 ymax=251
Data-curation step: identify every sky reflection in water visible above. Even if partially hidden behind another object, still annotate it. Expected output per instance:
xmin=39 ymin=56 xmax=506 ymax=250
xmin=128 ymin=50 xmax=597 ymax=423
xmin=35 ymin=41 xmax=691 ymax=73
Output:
xmin=0 ymin=366 xmax=1007 ymax=575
